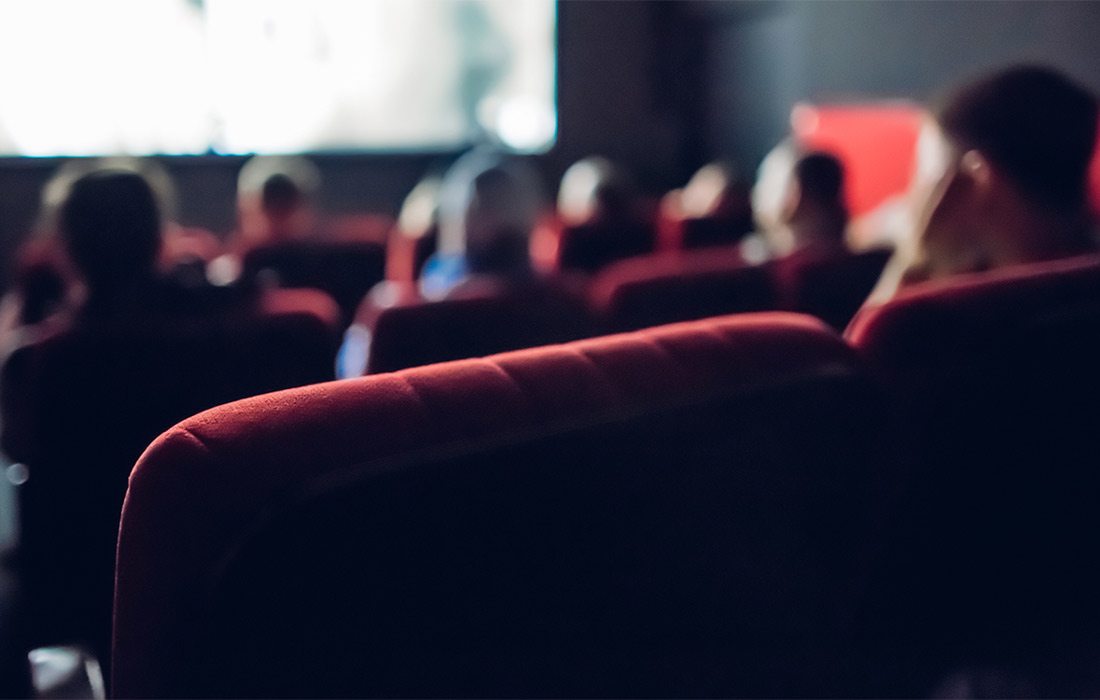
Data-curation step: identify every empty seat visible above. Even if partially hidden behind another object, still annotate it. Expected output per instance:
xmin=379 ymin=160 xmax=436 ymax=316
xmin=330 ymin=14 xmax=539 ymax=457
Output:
xmin=589 ymin=246 xmax=777 ymax=332
xmin=0 ymin=290 xmax=339 ymax=668
xmin=773 ymin=247 xmax=892 ymax=330
xmin=354 ymin=278 xmax=595 ymax=374
xmin=114 ymin=312 xmax=895 ymax=697
xmin=846 ymin=254 xmax=1100 ymax=693
xmin=241 ymin=240 xmax=386 ymax=323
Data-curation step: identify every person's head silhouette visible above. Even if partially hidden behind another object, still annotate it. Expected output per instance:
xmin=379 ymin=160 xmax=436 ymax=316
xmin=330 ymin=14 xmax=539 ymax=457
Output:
xmin=911 ymin=64 xmax=1098 ymax=279
xmin=59 ymin=169 xmax=162 ymax=304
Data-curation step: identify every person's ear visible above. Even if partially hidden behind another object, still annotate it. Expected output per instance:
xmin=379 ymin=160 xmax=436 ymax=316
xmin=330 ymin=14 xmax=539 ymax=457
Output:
xmin=960 ymin=149 xmax=995 ymax=193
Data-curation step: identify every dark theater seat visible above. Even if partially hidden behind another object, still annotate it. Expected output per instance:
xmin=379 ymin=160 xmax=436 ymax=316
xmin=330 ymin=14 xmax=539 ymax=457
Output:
xmin=114 ymin=312 xmax=895 ymax=698
xmin=847 ymin=254 xmax=1100 ymax=694
xmin=555 ymin=219 xmax=656 ymax=274
xmin=773 ymin=247 xmax=892 ymax=331
xmin=589 ymin=246 xmax=777 ymax=332
xmin=664 ymin=215 xmax=754 ymax=251
xmin=0 ymin=290 xmax=339 ymax=669
xmin=359 ymin=280 xmax=595 ymax=374
xmin=241 ymin=240 xmax=386 ymax=323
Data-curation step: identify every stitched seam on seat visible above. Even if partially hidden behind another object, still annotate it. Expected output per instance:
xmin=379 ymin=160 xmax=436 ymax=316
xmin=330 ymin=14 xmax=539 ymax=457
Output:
xmin=559 ymin=344 xmax=628 ymax=406
xmin=647 ymin=323 xmax=740 ymax=371
xmin=389 ymin=372 xmax=436 ymax=428
xmin=177 ymin=425 xmax=215 ymax=460
xmin=629 ymin=330 xmax=695 ymax=376
xmin=481 ymin=359 xmax=539 ymax=415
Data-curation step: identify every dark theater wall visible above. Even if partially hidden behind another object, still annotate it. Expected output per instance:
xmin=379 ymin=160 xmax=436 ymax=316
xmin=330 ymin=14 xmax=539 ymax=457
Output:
xmin=702 ymin=0 xmax=1100 ymax=174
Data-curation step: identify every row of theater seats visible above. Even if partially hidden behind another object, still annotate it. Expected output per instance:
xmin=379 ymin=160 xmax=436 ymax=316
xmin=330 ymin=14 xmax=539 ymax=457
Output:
xmin=228 ymin=211 xmax=755 ymax=329
xmin=0 ymin=233 xmax=885 ymax=673
xmin=109 ymin=252 xmax=1100 ymax=697
xmin=357 ymin=245 xmax=891 ymax=374
xmin=243 ymin=228 xmax=888 ymax=346
xmin=240 ymin=240 xmax=385 ymax=325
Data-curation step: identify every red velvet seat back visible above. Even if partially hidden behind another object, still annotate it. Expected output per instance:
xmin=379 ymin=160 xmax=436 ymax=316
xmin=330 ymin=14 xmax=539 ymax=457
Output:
xmin=847 ymin=254 xmax=1100 ymax=687
xmin=114 ymin=313 xmax=895 ymax=697
xmin=660 ymin=215 xmax=755 ymax=251
xmin=242 ymin=240 xmax=386 ymax=323
xmin=1 ymin=294 xmax=338 ymax=668
xmin=556 ymin=219 xmax=656 ymax=273
xmin=589 ymin=246 xmax=777 ymax=332
xmin=362 ymin=280 xmax=595 ymax=374
xmin=773 ymin=247 xmax=891 ymax=330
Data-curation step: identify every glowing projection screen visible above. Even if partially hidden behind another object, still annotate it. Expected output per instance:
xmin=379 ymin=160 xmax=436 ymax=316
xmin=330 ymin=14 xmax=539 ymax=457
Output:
xmin=0 ymin=0 xmax=556 ymax=156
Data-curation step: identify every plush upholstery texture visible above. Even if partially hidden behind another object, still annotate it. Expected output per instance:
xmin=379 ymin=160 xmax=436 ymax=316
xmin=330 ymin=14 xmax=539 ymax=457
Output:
xmin=113 ymin=311 xmax=893 ymax=697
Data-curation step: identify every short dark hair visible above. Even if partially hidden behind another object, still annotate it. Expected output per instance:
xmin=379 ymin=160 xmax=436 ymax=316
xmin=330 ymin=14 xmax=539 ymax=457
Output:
xmin=59 ymin=169 xmax=161 ymax=289
xmin=261 ymin=173 xmax=304 ymax=216
xmin=936 ymin=64 xmax=1098 ymax=209
xmin=793 ymin=151 xmax=845 ymax=203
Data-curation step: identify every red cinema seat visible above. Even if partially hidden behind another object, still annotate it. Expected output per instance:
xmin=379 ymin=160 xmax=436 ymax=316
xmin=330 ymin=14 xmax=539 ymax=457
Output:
xmin=352 ymin=279 xmax=595 ymax=375
xmin=241 ymin=240 xmax=386 ymax=323
xmin=555 ymin=219 xmax=656 ymax=274
xmin=661 ymin=215 xmax=754 ymax=251
xmin=589 ymin=246 xmax=777 ymax=332
xmin=113 ymin=312 xmax=894 ymax=698
xmin=847 ymin=254 xmax=1100 ymax=692
xmin=0 ymin=289 xmax=339 ymax=668
xmin=772 ymin=247 xmax=892 ymax=330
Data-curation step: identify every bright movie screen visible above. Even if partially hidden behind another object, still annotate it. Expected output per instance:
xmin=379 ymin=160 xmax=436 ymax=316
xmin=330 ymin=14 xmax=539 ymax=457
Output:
xmin=0 ymin=0 xmax=557 ymax=156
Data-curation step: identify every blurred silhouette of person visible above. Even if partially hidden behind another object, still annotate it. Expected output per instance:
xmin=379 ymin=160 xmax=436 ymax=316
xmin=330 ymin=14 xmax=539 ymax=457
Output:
xmin=777 ymin=151 xmax=850 ymax=257
xmin=660 ymin=161 xmax=754 ymax=250
xmin=0 ymin=237 xmax=72 ymax=337
xmin=870 ymin=64 xmax=1098 ymax=302
xmin=419 ymin=148 xmax=545 ymax=299
xmin=339 ymin=148 xmax=579 ymax=378
xmin=557 ymin=156 xmax=632 ymax=227
xmin=0 ymin=161 xmax=102 ymax=336
xmin=57 ymin=169 xmax=165 ymax=319
xmin=236 ymin=155 xmax=322 ymax=246
xmin=385 ymin=173 xmax=443 ymax=283
xmin=551 ymin=156 xmax=654 ymax=273
xmin=208 ymin=155 xmax=323 ymax=285
xmin=682 ymin=162 xmax=754 ymax=227
xmin=0 ymin=158 xmax=225 ymax=337
xmin=737 ymin=139 xmax=804 ymax=263
xmin=30 ymin=167 xmax=242 ymax=325
xmin=119 ymin=157 xmax=223 ymax=280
